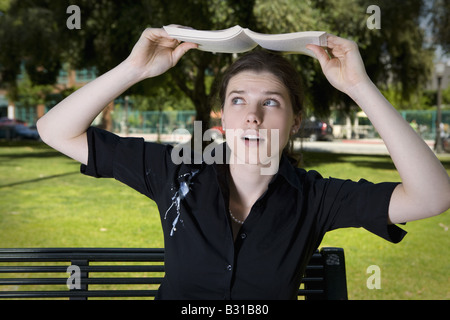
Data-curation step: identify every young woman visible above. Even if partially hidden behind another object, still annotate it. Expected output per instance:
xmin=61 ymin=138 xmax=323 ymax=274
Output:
xmin=37 ymin=28 xmax=450 ymax=300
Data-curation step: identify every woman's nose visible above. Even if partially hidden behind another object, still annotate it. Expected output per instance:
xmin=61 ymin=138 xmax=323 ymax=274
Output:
xmin=245 ymin=105 xmax=262 ymax=126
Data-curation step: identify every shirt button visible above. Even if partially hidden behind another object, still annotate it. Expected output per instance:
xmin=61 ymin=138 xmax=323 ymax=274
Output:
xmin=241 ymin=233 xmax=247 ymax=239
xmin=227 ymin=265 xmax=232 ymax=271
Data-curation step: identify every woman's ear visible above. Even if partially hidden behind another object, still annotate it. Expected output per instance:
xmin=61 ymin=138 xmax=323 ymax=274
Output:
xmin=291 ymin=114 xmax=302 ymax=135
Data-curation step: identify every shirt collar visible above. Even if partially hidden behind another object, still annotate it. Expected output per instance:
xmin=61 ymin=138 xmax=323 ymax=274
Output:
xmin=274 ymin=153 xmax=302 ymax=191
xmin=211 ymin=143 xmax=302 ymax=192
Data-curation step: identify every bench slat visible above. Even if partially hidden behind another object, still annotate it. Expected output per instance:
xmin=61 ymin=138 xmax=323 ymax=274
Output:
xmin=0 ymin=265 xmax=165 ymax=273
xmin=0 ymin=247 xmax=347 ymax=300
xmin=0 ymin=253 xmax=165 ymax=262
xmin=0 ymin=290 xmax=159 ymax=299
xmin=0 ymin=277 xmax=165 ymax=285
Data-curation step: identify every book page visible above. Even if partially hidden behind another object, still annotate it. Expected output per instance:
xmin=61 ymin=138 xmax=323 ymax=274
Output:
xmin=164 ymin=25 xmax=258 ymax=53
xmin=163 ymin=25 xmax=327 ymax=56
xmin=244 ymin=29 xmax=327 ymax=57
xmin=164 ymin=25 xmax=243 ymax=40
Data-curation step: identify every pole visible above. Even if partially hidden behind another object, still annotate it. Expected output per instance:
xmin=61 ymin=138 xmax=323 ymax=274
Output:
xmin=435 ymin=76 xmax=443 ymax=154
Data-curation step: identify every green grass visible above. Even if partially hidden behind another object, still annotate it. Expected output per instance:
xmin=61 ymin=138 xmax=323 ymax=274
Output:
xmin=1 ymin=141 xmax=449 ymax=299
xmin=0 ymin=141 xmax=163 ymax=248
xmin=302 ymin=152 xmax=450 ymax=300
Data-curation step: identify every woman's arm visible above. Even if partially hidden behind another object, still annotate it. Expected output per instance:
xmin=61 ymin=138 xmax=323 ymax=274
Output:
xmin=37 ymin=28 xmax=196 ymax=165
xmin=307 ymin=36 xmax=450 ymax=224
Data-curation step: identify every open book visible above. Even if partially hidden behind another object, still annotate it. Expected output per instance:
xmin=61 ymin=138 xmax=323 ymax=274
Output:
xmin=163 ymin=25 xmax=327 ymax=57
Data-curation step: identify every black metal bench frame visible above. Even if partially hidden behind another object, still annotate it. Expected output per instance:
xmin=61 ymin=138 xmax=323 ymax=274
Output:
xmin=0 ymin=247 xmax=347 ymax=300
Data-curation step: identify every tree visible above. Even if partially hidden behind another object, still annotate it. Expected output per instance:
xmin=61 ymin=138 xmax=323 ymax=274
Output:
xmin=311 ymin=0 xmax=434 ymax=113
xmin=0 ymin=0 xmax=440 ymax=131
xmin=430 ymin=0 xmax=450 ymax=55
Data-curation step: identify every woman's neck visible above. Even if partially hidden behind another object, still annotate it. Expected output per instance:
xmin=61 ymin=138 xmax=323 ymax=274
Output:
xmin=228 ymin=163 xmax=274 ymax=214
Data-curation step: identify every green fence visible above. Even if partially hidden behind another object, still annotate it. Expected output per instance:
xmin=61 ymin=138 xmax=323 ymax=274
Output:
xmin=14 ymin=106 xmax=39 ymax=126
xmin=110 ymin=109 xmax=450 ymax=141
xmin=111 ymin=109 xmax=197 ymax=135
xmin=8 ymin=102 xmax=450 ymax=142
xmin=400 ymin=110 xmax=450 ymax=140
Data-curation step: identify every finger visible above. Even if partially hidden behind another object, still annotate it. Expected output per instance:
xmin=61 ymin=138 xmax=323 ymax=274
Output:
xmin=306 ymin=44 xmax=330 ymax=66
xmin=325 ymin=34 xmax=351 ymax=48
xmin=324 ymin=34 xmax=340 ymax=46
xmin=142 ymin=28 xmax=179 ymax=44
xmin=172 ymin=42 xmax=198 ymax=64
xmin=326 ymin=34 xmax=359 ymax=55
xmin=142 ymin=27 xmax=168 ymax=39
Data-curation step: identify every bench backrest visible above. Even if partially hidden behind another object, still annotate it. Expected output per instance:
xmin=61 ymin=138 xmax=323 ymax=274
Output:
xmin=0 ymin=247 xmax=347 ymax=300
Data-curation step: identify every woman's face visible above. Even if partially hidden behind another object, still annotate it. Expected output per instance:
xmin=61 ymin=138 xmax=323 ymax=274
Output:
xmin=222 ymin=71 xmax=301 ymax=169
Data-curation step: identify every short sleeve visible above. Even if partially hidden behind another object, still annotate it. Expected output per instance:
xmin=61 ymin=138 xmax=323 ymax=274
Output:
xmin=312 ymin=175 xmax=407 ymax=243
xmin=80 ymin=127 xmax=174 ymax=201
xmin=80 ymin=127 xmax=119 ymax=178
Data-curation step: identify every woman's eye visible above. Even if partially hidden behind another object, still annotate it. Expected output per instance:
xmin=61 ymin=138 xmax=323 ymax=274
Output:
xmin=263 ymin=99 xmax=280 ymax=107
xmin=231 ymin=97 xmax=245 ymax=105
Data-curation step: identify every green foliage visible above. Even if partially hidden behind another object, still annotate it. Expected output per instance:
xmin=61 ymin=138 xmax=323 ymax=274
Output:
xmin=381 ymin=84 xmax=435 ymax=110
xmin=0 ymin=0 xmax=442 ymax=120
xmin=0 ymin=0 xmax=10 ymax=12
xmin=310 ymin=0 xmax=435 ymax=114
xmin=16 ymin=73 xmax=53 ymax=107
xmin=430 ymin=0 xmax=450 ymax=55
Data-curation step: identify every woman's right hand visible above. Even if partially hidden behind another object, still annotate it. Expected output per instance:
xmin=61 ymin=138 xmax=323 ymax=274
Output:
xmin=125 ymin=27 xmax=198 ymax=81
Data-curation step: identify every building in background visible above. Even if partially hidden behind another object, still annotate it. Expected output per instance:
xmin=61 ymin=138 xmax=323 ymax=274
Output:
xmin=0 ymin=64 xmax=97 ymax=125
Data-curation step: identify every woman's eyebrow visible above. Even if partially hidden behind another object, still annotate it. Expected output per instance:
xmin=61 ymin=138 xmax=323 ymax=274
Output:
xmin=263 ymin=91 xmax=284 ymax=97
xmin=228 ymin=90 xmax=246 ymax=97
xmin=227 ymin=90 xmax=284 ymax=97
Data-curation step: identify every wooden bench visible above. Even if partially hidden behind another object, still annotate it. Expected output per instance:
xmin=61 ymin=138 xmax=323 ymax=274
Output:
xmin=0 ymin=247 xmax=347 ymax=300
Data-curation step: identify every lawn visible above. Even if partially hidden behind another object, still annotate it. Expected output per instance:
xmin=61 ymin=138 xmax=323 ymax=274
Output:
xmin=0 ymin=141 xmax=449 ymax=300
xmin=302 ymin=152 xmax=450 ymax=300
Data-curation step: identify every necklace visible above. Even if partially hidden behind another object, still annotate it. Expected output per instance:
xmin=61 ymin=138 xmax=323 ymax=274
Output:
xmin=229 ymin=209 xmax=244 ymax=225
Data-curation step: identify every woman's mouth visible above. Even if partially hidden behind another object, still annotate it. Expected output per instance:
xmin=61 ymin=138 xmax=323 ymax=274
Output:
xmin=241 ymin=131 xmax=266 ymax=146
xmin=243 ymin=135 xmax=260 ymax=141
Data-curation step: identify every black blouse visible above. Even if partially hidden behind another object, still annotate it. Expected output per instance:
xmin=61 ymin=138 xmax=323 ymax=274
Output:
xmin=81 ymin=127 xmax=406 ymax=300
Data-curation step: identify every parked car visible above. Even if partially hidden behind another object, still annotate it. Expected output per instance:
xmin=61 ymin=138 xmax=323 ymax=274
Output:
xmin=0 ymin=117 xmax=27 ymax=126
xmin=294 ymin=118 xmax=334 ymax=141
xmin=0 ymin=124 xmax=40 ymax=140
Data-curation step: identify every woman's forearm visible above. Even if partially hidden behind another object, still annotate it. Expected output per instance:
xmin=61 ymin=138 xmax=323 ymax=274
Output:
xmin=348 ymin=81 xmax=450 ymax=223
xmin=37 ymin=28 xmax=197 ymax=165
xmin=307 ymin=36 xmax=450 ymax=223
xmin=37 ymin=61 xmax=139 ymax=142
xmin=37 ymin=61 xmax=141 ymax=164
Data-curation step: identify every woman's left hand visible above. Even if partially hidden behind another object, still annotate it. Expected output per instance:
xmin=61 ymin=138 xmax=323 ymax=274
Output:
xmin=307 ymin=35 xmax=371 ymax=95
